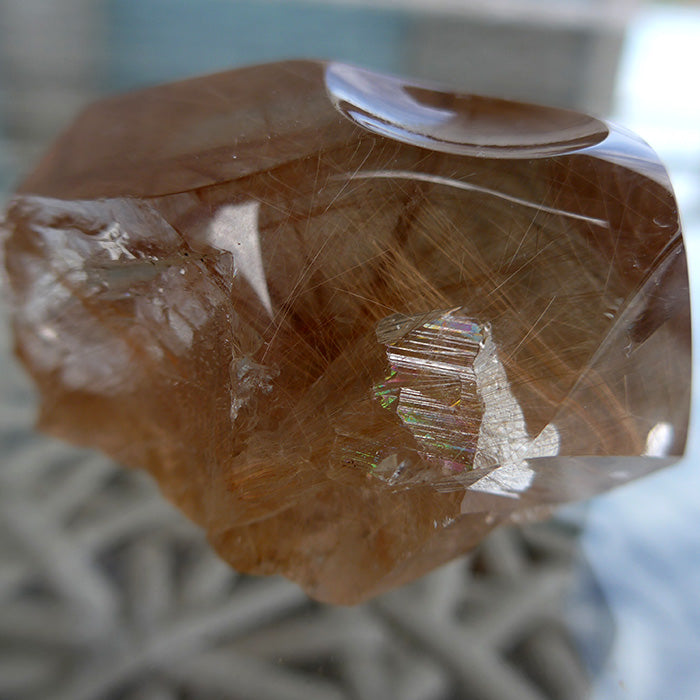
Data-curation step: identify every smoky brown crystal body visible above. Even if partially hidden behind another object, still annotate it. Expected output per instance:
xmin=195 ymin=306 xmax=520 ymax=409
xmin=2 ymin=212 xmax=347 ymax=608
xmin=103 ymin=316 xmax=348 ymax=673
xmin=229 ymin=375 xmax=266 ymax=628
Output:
xmin=1 ymin=61 xmax=690 ymax=603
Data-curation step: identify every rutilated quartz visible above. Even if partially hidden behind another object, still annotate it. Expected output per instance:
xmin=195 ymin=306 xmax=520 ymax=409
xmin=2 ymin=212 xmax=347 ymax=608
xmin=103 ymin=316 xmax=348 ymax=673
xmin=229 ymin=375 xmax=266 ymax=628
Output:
xmin=1 ymin=61 xmax=690 ymax=603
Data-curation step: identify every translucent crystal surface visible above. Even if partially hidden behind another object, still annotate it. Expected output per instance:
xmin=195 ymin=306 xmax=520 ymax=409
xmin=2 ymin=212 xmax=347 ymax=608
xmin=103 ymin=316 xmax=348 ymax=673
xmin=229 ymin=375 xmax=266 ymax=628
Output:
xmin=1 ymin=61 xmax=690 ymax=603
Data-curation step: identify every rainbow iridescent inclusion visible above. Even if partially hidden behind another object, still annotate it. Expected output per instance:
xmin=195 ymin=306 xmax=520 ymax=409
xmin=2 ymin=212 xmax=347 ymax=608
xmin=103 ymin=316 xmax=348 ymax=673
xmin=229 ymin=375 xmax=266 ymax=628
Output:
xmin=374 ymin=311 xmax=487 ymax=474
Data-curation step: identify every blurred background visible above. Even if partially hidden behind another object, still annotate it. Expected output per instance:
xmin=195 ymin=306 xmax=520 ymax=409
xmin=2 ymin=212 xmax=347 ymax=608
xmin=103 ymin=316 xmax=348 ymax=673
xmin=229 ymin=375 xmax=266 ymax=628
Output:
xmin=1 ymin=1 xmax=699 ymax=699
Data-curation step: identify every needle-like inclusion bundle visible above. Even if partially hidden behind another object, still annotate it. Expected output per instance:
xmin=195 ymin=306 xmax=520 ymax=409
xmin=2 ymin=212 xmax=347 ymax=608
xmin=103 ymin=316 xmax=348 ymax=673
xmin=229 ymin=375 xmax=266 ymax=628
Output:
xmin=1 ymin=61 xmax=690 ymax=604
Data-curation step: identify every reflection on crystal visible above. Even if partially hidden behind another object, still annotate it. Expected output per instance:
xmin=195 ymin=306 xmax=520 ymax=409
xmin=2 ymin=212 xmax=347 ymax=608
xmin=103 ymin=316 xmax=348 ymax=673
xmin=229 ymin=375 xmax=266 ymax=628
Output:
xmin=643 ymin=421 xmax=674 ymax=457
xmin=1 ymin=60 xmax=691 ymax=603
xmin=207 ymin=201 xmax=273 ymax=317
xmin=467 ymin=330 xmax=560 ymax=499
xmin=337 ymin=169 xmax=611 ymax=226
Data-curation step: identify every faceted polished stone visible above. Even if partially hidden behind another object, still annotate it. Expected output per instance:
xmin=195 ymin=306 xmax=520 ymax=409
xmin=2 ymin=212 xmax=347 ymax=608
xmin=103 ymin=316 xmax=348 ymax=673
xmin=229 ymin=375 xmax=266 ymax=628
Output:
xmin=1 ymin=61 xmax=690 ymax=604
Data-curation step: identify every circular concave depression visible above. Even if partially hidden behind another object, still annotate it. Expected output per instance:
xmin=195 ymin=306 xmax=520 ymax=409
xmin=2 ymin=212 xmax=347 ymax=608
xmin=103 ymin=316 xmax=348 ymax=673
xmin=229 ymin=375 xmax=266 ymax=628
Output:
xmin=325 ymin=62 xmax=608 ymax=158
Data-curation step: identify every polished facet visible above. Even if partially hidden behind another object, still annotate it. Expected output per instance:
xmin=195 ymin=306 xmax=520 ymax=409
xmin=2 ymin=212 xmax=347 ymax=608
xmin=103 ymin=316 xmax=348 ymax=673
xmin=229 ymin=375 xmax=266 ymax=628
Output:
xmin=1 ymin=61 xmax=690 ymax=603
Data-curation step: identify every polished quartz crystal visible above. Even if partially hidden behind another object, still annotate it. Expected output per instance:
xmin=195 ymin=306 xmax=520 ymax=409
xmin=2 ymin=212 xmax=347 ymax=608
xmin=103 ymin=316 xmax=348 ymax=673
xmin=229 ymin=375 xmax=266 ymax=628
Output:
xmin=1 ymin=61 xmax=690 ymax=604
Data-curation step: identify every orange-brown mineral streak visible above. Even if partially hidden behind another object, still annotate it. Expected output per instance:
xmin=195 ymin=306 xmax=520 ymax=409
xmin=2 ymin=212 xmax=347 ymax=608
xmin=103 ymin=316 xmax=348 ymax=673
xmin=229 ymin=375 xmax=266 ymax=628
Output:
xmin=1 ymin=60 xmax=690 ymax=603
